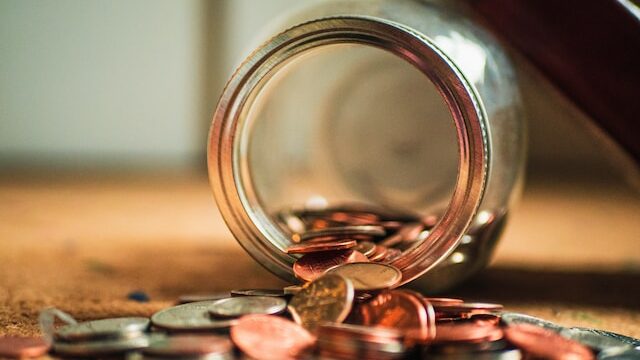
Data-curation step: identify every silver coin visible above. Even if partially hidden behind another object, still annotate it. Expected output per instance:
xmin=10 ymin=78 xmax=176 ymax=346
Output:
xmin=230 ymin=288 xmax=287 ymax=297
xmin=208 ymin=296 xmax=286 ymax=318
xmin=295 ymin=225 xmax=386 ymax=242
xmin=500 ymin=312 xmax=564 ymax=332
xmin=151 ymin=301 xmax=237 ymax=331
xmin=53 ymin=334 xmax=149 ymax=356
xmin=178 ymin=293 xmax=230 ymax=304
xmin=55 ymin=317 xmax=149 ymax=341
xmin=568 ymin=328 xmax=640 ymax=348
xmin=561 ymin=327 xmax=636 ymax=352
xmin=598 ymin=346 xmax=640 ymax=360
xmin=283 ymin=285 xmax=303 ymax=295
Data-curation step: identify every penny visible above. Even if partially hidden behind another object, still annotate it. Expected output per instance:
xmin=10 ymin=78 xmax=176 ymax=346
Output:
xmin=434 ymin=302 xmax=503 ymax=318
xmin=434 ymin=322 xmax=503 ymax=343
xmin=353 ymin=241 xmax=377 ymax=257
xmin=317 ymin=322 xmax=405 ymax=359
xmin=381 ymin=247 xmax=403 ymax=262
xmin=178 ymin=292 xmax=230 ymax=304
xmin=0 ymin=336 xmax=50 ymax=358
xmin=143 ymin=334 xmax=234 ymax=357
xmin=504 ymin=324 xmax=595 ymax=360
xmin=288 ymin=274 xmax=354 ymax=332
xmin=208 ymin=296 xmax=287 ymax=318
xmin=292 ymin=225 xmax=385 ymax=243
xmin=286 ymin=239 xmax=357 ymax=254
xmin=53 ymin=335 xmax=150 ymax=356
xmin=151 ymin=301 xmax=237 ymax=331
xmin=293 ymin=249 xmax=369 ymax=282
xmin=500 ymin=312 xmax=564 ymax=333
xmin=353 ymin=290 xmax=433 ymax=343
xmin=230 ymin=288 xmax=287 ymax=297
xmin=230 ymin=315 xmax=315 ymax=360
xmin=55 ymin=317 xmax=150 ymax=341
xmin=367 ymin=245 xmax=389 ymax=262
xmin=326 ymin=262 xmax=402 ymax=291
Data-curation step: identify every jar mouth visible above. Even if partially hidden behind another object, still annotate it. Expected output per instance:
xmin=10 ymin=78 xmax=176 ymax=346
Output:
xmin=208 ymin=16 xmax=489 ymax=286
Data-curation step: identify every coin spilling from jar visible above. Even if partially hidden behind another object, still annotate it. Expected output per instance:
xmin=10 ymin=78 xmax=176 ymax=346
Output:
xmin=2 ymin=204 xmax=637 ymax=359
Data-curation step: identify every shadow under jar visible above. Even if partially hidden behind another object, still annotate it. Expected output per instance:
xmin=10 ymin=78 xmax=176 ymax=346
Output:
xmin=208 ymin=0 xmax=525 ymax=293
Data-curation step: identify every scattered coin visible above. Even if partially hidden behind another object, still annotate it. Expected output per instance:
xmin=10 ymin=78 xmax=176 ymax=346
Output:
xmin=293 ymin=249 xmax=369 ymax=282
xmin=317 ymin=322 xmax=405 ymax=359
xmin=55 ymin=317 xmax=149 ymax=341
xmin=434 ymin=322 xmax=504 ymax=343
xmin=288 ymin=274 xmax=354 ymax=332
xmin=151 ymin=301 xmax=237 ymax=332
xmin=208 ymin=296 xmax=287 ymax=318
xmin=230 ymin=315 xmax=315 ymax=360
xmin=0 ymin=336 xmax=50 ymax=358
xmin=230 ymin=288 xmax=287 ymax=297
xmin=143 ymin=334 xmax=234 ymax=358
xmin=326 ymin=262 xmax=402 ymax=291
xmin=286 ymin=239 xmax=357 ymax=254
xmin=504 ymin=324 xmax=595 ymax=360
xmin=353 ymin=289 xmax=434 ymax=343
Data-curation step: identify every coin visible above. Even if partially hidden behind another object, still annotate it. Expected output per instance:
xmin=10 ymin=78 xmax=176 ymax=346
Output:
xmin=55 ymin=317 xmax=149 ymax=341
xmin=151 ymin=301 xmax=237 ymax=331
xmin=230 ymin=288 xmax=287 ymax=297
xmin=353 ymin=241 xmax=376 ymax=257
xmin=143 ymin=334 xmax=234 ymax=357
xmin=504 ymin=324 xmax=595 ymax=360
xmin=425 ymin=297 xmax=464 ymax=306
xmin=208 ymin=296 xmax=286 ymax=318
xmin=563 ymin=327 xmax=640 ymax=348
xmin=500 ymin=312 xmax=564 ymax=332
xmin=434 ymin=302 xmax=503 ymax=319
xmin=598 ymin=347 xmax=640 ymax=360
xmin=53 ymin=335 xmax=150 ymax=356
xmin=230 ymin=315 xmax=315 ymax=360
xmin=353 ymin=290 xmax=433 ymax=343
xmin=326 ymin=262 xmax=402 ymax=291
xmin=178 ymin=292 xmax=230 ymax=304
xmin=434 ymin=322 xmax=503 ymax=343
xmin=367 ymin=245 xmax=389 ymax=262
xmin=0 ymin=336 xmax=50 ymax=358
xmin=292 ymin=225 xmax=385 ymax=242
xmin=379 ymin=222 xmax=424 ymax=247
xmin=293 ymin=249 xmax=369 ymax=282
xmin=288 ymin=274 xmax=354 ymax=332
xmin=286 ymin=239 xmax=357 ymax=254
xmin=317 ymin=322 xmax=405 ymax=359
xmin=283 ymin=285 xmax=303 ymax=295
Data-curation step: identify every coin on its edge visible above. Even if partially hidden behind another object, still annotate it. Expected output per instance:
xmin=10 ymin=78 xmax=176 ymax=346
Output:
xmin=326 ymin=262 xmax=402 ymax=291
xmin=288 ymin=274 xmax=354 ymax=332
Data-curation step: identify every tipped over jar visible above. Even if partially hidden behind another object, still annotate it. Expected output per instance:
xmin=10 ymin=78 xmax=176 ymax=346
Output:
xmin=208 ymin=0 xmax=525 ymax=293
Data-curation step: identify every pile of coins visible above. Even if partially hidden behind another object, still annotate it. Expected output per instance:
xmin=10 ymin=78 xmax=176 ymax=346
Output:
xmin=0 ymin=205 xmax=638 ymax=358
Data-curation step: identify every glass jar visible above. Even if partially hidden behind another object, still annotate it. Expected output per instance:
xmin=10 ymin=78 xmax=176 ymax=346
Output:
xmin=208 ymin=0 xmax=525 ymax=292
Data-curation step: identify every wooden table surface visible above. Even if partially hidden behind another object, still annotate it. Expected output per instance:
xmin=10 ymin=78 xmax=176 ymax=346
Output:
xmin=0 ymin=171 xmax=638 ymax=337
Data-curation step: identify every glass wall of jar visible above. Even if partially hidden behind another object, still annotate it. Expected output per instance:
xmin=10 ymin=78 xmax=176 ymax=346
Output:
xmin=208 ymin=0 xmax=525 ymax=292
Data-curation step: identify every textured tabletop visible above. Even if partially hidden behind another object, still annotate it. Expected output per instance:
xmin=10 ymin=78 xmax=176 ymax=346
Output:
xmin=0 ymin=172 xmax=638 ymax=337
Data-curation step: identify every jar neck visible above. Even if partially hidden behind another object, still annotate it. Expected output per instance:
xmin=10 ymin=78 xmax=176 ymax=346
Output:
xmin=208 ymin=16 xmax=490 ymax=285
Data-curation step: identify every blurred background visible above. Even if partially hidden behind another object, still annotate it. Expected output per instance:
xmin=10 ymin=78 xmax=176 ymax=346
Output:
xmin=0 ymin=0 xmax=638 ymax=337
xmin=1 ymin=0 xmax=635 ymax=178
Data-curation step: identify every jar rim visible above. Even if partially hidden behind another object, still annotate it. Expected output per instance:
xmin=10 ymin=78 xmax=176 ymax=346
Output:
xmin=208 ymin=16 xmax=490 ymax=286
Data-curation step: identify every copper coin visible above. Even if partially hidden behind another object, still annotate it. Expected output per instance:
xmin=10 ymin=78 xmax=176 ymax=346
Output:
xmin=381 ymin=247 xmax=402 ymax=263
xmin=292 ymin=225 xmax=385 ymax=243
xmin=379 ymin=222 xmax=424 ymax=247
xmin=434 ymin=322 xmax=503 ymax=343
xmin=293 ymin=249 xmax=369 ymax=282
xmin=434 ymin=302 xmax=503 ymax=318
xmin=144 ymin=334 xmax=233 ymax=356
xmin=326 ymin=262 xmax=402 ymax=291
xmin=288 ymin=274 xmax=354 ymax=332
xmin=353 ymin=241 xmax=376 ymax=257
xmin=230 ymin=314 xmax=315 ymax=360
xmin=318 ymin=322 xmax=403 ymax=343
xmin=0 ymin=336 xmax=50 ymax=358
xmin=286 ymin=239 xmax=357 ymax=254
xmin=354 ymin=290 xmax=432 ymax=343
xmin=367 ymin=245 xmax=389 ymax=262
xmin=504 ymin=324 xmax=595 ymax=360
